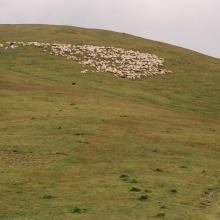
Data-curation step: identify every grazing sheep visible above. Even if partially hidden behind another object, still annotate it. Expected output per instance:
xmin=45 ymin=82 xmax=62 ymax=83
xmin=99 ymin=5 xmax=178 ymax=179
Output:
xmin=81 ymin=69 xmax=89 ymax=74
xmin=1 ymin=41 xmax=173 ymax=79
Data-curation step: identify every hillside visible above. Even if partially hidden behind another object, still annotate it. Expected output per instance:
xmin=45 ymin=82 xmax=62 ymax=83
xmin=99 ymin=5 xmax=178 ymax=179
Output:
xmin=0 ymin=24 xmax=220 ymax=220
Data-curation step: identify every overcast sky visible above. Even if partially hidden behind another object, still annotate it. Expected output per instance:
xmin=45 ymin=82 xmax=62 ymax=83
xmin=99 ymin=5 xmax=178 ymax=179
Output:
xmin=0 ymin=0 xmax=219 ymax=58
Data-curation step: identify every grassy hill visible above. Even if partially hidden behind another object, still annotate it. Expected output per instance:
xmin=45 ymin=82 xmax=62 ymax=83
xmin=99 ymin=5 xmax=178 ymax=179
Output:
xmin=0 ymin=24 xmax=219 ymax=220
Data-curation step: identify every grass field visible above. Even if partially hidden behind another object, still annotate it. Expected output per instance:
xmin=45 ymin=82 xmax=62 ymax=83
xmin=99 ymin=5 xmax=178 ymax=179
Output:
xmin=0 ymin=24 xmax=220 ymax=220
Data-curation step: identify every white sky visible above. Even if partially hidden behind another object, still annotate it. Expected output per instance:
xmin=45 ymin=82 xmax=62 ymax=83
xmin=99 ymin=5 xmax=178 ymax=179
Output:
xmin=0 ymin=0 xmax=219 ymax=58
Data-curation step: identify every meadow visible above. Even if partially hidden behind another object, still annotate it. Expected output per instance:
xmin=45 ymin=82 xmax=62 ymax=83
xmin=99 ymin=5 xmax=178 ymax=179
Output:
xmin=0 ymin=24 xmax=220 ymax=220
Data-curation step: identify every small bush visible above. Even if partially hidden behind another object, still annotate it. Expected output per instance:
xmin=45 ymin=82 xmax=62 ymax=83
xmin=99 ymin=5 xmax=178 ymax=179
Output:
xmin=130 ymin=187 xmax=141 ymax=192
xmin=69 ymin=207 xmax=87 ymax=214
xmin=129 ymin=179 xmax=139 ymax=184
xmin=156 ymin=212 xmax=165 ymax=217
xmin=170 ymin=189 xmax=178 ymax=194
xmin=160 ymin=205 xmax=167 ymax=209
xmin=120 ymin=174 xmax=129 ymax=181
xmin=138 ymin=195 xmax=148 ymax=201
xmin=42 ymin=194 xmax=56 ymax=199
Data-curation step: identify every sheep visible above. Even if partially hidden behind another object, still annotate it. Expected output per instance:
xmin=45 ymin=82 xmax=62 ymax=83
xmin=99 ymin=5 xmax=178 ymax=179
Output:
xmin=81 ymin=69 xmax=89 ymax=74
xmin=1 ymin=41 xmax=173 ymax=79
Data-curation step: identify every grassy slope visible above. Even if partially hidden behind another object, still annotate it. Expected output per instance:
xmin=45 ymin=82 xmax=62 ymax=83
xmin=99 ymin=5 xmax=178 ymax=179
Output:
xmin=0 ymin=24 xmax=219 ymax=220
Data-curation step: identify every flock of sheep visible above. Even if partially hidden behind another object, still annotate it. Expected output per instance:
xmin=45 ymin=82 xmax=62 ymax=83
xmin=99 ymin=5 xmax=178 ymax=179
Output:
xmin=1 ymin=41 xmax=172 ymax=79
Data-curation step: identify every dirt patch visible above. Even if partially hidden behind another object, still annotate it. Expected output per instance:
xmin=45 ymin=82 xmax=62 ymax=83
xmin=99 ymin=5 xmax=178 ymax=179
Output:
xmin=0 ymin=150 xmax=57 ymax=168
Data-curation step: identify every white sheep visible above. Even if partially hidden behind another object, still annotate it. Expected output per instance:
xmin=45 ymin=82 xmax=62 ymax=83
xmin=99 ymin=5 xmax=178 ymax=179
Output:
xmin=2 ymin=41 xmax=172 ymax=79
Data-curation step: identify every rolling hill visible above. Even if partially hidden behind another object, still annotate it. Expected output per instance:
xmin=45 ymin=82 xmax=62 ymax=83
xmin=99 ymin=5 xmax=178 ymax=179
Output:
xmin=0 ymin=24 xmax=220 ymax=220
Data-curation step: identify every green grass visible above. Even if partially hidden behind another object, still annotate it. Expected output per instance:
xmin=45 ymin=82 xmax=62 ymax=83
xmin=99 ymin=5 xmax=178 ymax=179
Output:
xmin=0 ymin=24 xmax=219 ymax=220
